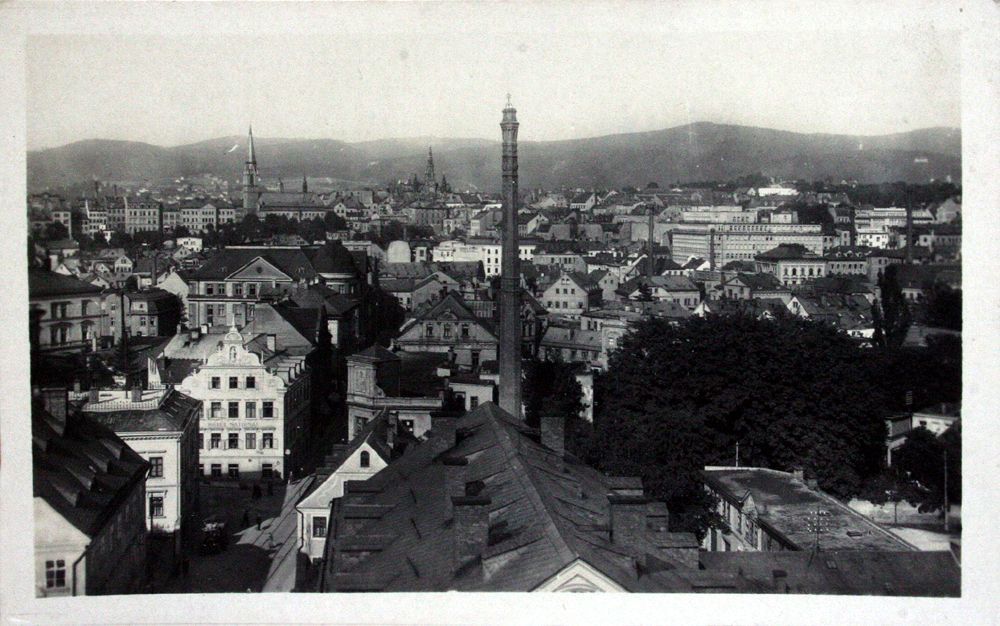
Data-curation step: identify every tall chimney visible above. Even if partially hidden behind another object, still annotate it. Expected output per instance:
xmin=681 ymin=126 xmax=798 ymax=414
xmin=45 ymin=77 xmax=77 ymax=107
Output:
xmin=498 ymin=95 xmax=522 ymax=418
xmin=647 ymin=203 xmax=656 ymax=280
xmin=540 ymin=415 xmax=566 ymax=457
xmin=905 ymin=199 xmax=913 ymax=265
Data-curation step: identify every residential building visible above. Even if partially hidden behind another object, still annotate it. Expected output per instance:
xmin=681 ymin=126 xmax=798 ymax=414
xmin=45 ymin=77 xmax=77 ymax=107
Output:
xmin=345 ymin=346 xmax=443 ymax=441
xmin=754 ymin=244 xmax=827 ymax=286
xmin=541 ymin=272 xmax=602 ymax=317
xmin=28 ymin=269 xmax=106 ymax=352
xmin=618 ymin=275 xmax=701 ymax=310
xmin=33 ymin=388 xmax=148 ymax=597
xmin=395 ymin=292 xmax=498 ymax=370
xmin=106 ymin=288 xmax=183 ymax=342
xmin=82 ymin=388 xmax=201 ymax=558
xmin=167 ymin=326 xmax=311 ymax=480
xmin=702 ymin=467 xmax=914 ymax=553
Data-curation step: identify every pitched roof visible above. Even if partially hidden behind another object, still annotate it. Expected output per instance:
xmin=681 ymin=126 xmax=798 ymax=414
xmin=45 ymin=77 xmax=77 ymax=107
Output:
xmin=189 ymin=247 xmax=317 ymax=281
xmin=756 ymin=244 xmax=820 ymax=261
xmin=32 ymin=399 xmax=149 ymax=537
xmin=700 ymin=550 xmax=959 ymax=596
xmin=29 ymin=269 xmax=103 ymax=298
xmin=320 ymin=403 xmax=727 ymax=592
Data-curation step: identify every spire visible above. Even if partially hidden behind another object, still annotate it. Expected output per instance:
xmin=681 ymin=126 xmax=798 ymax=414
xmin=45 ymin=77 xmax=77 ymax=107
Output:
xmin=425 ymin=146 xmax=436 ymax=189
xmin=247 ymin=125 xmax=257 ymax=164
xmin=302 ymin=175 xmax=308 ymax=194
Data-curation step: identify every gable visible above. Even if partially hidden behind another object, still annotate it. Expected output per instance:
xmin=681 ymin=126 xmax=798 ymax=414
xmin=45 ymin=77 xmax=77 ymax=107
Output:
xmin=298 ymin=443 xmax=388 ymax=510
xmin=533 ymin=558 xmax=627 ymax=592
xmin=228 ymin=256 xmax=293 ymax=282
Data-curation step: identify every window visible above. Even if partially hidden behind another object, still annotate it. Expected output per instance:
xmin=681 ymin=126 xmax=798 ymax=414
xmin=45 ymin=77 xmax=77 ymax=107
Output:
xmin=206 ymin=284 xmax=215 ymax=296
xmin=228 ymin=464 xmax=240 ymax=479
xmin=210 ymin=402 xmax=222 ymax=418
xmin=149 ymin=457 xmax=163 ymax=478
xmin=211 ymin=376 xmax=220 ymax=389
xmin=401 ymin=419 xmax=414 ymax=433
xmin=199 ymin=463 xmax=204 ymax=475
xmin=228 ymin=433 xmax=239 ymax=449
xmin=470 ymin=396 xmax=479 ymax=409
xmin=198 ymin=433 xmax=204 ymax=449
xmin=443 ymin=324 xmax=452 ymax=338
xmin=149 ymin=496 xmax=164 ymax=518
xmin=229 ymin=376 xmax=239 ymax=389
xmin=261 ymin=464 xmax=273 ymax=479
xmin=245 ymin=433 xmax=256 ymax=449
xmin=360 ymin=450 xmax=371 ymax=468
xmin=313 ymin=516 xmax=327 ymax=538
xmin=460 ymin=323 xmax=470 ymax=338
xmin=262 ymin=433 xmax=274 ymax=449
xmin=248 ymin=283 xmax=257 ymax=297
xmin=262 ymin=401 xmax=274 ymax=418
xmin=246 ymin=376 xmax=256 ymax=389
xmin=234 ymin=283 xmax=243 ymax=297
xmin=245 ymin=402 xmax=257 ymax=419
xmin=228 ymin=401 xmax=239 ymax=418
xmin=426 ymin=323 xmax=434 ymax=338
xmin=45 ymin=560 xmax=66 ymax=589
xmin=211 ymin=464 xmax=222 ymax=477
xmin=210 ymin=433 xmax=221 ymax=449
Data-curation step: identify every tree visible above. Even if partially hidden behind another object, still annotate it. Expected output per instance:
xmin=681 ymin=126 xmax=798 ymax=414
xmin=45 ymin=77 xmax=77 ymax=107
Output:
xmin=924 ymin=284 xmax=961 ymax=331
xmin=878 ymin=265 xmax=911 ymax=347
xmin=43 ymin=221 xmax=69 ymax=241
xmin=323 ymin=211 xmax=347 ymax=233
xmin=585 ymin=315 xmax=893 ymax=536
xmin=636 ymin=280 xmax=653 ymax=302
xmin=522 ymin=358 xmax=585 ymax=428
xmin=645 ymin=182 xmax=660 ymax=189
xmin=172 ymin=225 xmax=192 ymax=238
xmin=892 ymin=424 xmax=961 ymax=513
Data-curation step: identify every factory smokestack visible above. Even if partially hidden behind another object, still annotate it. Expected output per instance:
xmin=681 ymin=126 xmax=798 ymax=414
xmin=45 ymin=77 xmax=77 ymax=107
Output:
xmin=498 ymin=95 xmax=522 ymax=419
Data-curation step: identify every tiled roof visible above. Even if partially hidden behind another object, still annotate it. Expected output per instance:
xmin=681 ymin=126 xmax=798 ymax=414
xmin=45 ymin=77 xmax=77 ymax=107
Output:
xmin=29 ymin=269 xmax=103 ymax=298
xmin=189 ymin=247 xmax=317 ymax=281
xmin=700 ymin=550 xmax=959 ymax=596
xmin=756 ymin=244 xmax=819 ymax=261
xmin=32 ymin=399 xmax=149 ymax=537
xmin=320 ymin=403 xmax=727 ymax=592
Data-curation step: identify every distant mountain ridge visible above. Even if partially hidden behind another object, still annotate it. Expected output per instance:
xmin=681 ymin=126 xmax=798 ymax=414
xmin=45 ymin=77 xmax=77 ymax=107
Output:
xmin=27 ymin=122 xmax=961 ymax=193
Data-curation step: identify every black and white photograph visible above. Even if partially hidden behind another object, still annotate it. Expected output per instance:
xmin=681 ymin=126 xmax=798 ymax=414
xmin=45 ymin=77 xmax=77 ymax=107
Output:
xmin=1 ymin=1 xmax=997 ymax=624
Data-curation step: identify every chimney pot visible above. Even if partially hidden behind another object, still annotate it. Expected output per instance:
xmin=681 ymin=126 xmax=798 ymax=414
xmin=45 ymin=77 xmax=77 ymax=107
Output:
xmin=540 ymin=415 xmax=566 ymax=458
xmin=793 ymin=469 xmax=805 ymax=482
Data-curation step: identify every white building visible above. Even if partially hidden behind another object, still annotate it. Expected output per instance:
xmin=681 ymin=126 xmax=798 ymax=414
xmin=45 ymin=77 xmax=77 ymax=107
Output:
xmin=163 ymin=326 xmax=311 ymax=481
xmin=82 ymin=388 xmax=201 ymax=557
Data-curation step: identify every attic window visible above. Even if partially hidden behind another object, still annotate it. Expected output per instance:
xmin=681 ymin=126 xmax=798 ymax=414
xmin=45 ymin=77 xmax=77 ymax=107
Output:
xmin=256 ymin=266 xmax=263 ymax=274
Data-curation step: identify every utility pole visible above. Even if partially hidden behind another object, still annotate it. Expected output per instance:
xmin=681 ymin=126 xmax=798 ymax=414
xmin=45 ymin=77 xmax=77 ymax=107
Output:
xmin=943 ymin=449 xmax=949 ymax=533
xmin=735 ymin=441 xmax=740 ymax=467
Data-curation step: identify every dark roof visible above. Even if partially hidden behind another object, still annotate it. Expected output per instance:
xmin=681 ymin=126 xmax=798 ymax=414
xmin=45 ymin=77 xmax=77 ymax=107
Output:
xmin=700 ymin=550 xmax=959 ymax=597
xmin=287 ymin=284 xmax=358 ymax=317
xmin=755 ymin=244 xmax=820 ymax=261
xmin=83 ymin=389 xmax=200 ymax=433
xmin=310 ymin=241 xmax=359 ymax=276
xmin=725 ymin=273 xmax=784 ymax=291
xmin=32 ymin=398 xmax=149 ymax=537
xmin=29 ymin=269 xmax=103 ymax=299
xmin=320 ymin=403 xmax=729 ymax=592
xmin=189 ymin=247 xmax=317 ymax=281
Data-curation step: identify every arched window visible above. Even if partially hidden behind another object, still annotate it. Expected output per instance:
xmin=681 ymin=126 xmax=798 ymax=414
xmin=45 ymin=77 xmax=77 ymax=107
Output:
xmin=229 ymin=346 xmax=237 ymax=361
xmin=359 ymin=451 xmax=370 ymax=468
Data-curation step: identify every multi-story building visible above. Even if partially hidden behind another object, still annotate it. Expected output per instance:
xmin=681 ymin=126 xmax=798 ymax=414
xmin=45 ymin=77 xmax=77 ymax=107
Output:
xmin=185 ymin=246 xmax=319 ymax=328
xmin=106 ymin=288 xmax=183 ymax=341
xmin=344 ymin=346 xmax=442 ymax=440
xmin=395 ymin=292 xmax=498 ymax=370
xmin=28 ymin=269 xmax=106 ymax=352
xmin=124 ymin=198 xmax=163 ymax=235
xmin=541 ymin=272 xmax=602 ymax=317
xmin=82 ymin=388 xmax=201 ymax=558
xmin=33 ymin=388 xmax=148 ymax=597
xmin=165 ymin=326 xmax=311 ymax=480
xmin=754 ymin=244 xmax=828 ymax=286
xmin=672 ymin=222 xmax=824 ymax=266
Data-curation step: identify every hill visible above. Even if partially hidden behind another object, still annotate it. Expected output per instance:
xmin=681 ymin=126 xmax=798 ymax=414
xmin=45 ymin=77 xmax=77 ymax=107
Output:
xmin=27 ymin=122 xmax=961 ymax=193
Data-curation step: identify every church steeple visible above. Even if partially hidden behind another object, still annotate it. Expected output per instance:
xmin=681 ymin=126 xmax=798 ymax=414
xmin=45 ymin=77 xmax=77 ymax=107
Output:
xmin=242 ymin=125 xmax=261 ymax=213
xmin=425 ymin=146 xmax=436 ymax=193
xmin=302 ymin=175 xmax=308 ymax=194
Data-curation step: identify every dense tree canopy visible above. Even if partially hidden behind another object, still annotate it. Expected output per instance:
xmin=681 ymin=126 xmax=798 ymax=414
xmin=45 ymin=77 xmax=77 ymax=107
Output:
xmin=522 ymin=358 xmax=585 ymax=429
xmin=585 ymin=315 xmax=896 ymax=536
xmin=892 ymin=424 xmax=961 ymax=512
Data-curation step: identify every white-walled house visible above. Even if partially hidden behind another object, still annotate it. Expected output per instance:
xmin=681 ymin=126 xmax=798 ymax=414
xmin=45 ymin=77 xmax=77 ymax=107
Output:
xmin=296 ymin=412 xmax=395 ymax=561
xmin=165 ymin=326 xmax=311 ymax=480
xmin=82 ymin=388 xmax=201 ymax=557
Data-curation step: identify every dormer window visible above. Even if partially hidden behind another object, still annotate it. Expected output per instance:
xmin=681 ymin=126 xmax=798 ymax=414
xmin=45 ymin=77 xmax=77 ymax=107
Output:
xmin=360 ymin=450 xmax=371 ymax=468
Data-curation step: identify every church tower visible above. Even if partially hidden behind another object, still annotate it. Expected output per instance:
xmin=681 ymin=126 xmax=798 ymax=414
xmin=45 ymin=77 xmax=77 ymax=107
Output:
xmin=498 ymin=96 xmax=522 ymax=419
xmin=242 ymin=125 xmax=261 ymax=213
xmin=425 ymin=147 xmax=437 ymax=194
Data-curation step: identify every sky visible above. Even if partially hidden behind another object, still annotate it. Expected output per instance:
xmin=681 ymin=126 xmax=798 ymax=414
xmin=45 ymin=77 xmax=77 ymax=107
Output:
xmin=26 ymin=24 xmax=960 ymax=150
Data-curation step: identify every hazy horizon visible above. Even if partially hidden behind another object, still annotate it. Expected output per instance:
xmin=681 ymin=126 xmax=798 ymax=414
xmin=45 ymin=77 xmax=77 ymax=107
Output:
xmin=27 ymin=27 xmax=959 ymax=151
